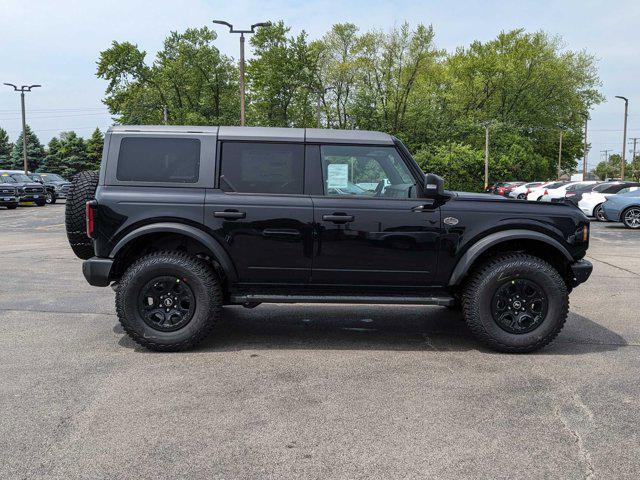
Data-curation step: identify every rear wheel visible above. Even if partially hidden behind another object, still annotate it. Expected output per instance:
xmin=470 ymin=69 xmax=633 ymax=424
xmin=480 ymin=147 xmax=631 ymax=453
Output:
xmin=116 ymin=251 xmax=223 ymax=351
xmin=462 ymin=253 xmax=568 ymax=353
xmin=517 ymin=193 xmax=526 ymax=199
xmin=65 ymin=171 xmax=99 ymax=259
xmin=622 ymin=206 xmax=640 ymax=229
xmin=593 ymin=204 xmax=607 ymax=222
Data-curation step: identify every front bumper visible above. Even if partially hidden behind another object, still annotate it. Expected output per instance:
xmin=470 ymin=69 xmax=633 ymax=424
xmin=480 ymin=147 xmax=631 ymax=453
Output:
xmin=0 ymin=195 xmax=19 ymax=205
xmin=569 ymin=259 xmax=593 ymax=287
xmin=82 ymin=257 xmax=113 ymax=287
xmin=20 ymin=193 xmax=44 ymax=202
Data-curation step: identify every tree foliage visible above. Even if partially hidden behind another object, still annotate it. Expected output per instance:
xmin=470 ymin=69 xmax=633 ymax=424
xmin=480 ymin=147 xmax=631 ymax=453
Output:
xmin=10 ymin=125 xmax=45 ymax=171
xmin=0 ymin=128 xmax=12 ymax=169
xmin=95 ymin=23 xmax=604 ymax=191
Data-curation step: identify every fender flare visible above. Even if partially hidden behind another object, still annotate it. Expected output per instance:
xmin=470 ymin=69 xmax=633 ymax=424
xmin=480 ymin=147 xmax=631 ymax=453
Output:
xmin=448 ymin=229 xmax=573 ymax=286
xmin=110 ymin=222 xmax=238 ymax=282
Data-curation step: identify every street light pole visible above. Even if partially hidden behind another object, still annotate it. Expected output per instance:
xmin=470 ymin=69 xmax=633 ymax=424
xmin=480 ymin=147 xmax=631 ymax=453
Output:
xmin=557 ymin=130 xmax=563 ymax=180
xmin=615 ymin=96 xmax=629 ymax=180
xmin=582 ymin=113 xmax=589 ymax=181
xmin=213 ymin=20 xmax=270 ymax=126
xmin=630 ymin=137 xmax=639 ymax=181
xmin=482 ymin=122 xmax=491 ymax=190
xmin=3 ymin=83 xmax=41 ymax=174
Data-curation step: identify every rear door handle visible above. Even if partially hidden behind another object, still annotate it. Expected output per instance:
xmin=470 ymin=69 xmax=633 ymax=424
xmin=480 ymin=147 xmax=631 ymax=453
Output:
xmin=214 ymin=210 xmax=246 ymax=219
xmin=322 ymin=214 xmax=354 ymax=223
xmin=263 ymin=229 xmax=301 ymax=238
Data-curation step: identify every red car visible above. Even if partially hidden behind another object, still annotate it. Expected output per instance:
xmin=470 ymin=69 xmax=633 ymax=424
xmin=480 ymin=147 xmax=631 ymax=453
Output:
xmin=495 ymin=182 xmax=525 ymax=197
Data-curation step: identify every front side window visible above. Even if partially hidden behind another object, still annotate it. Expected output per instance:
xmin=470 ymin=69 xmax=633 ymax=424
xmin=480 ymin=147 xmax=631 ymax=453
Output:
xmin=219 ymin=142 xmax=304 ymax=194
xmin=116 ymin=137 xmax=200 ymax=183
xmin=320 ymin=145 xmax=416 ymax=198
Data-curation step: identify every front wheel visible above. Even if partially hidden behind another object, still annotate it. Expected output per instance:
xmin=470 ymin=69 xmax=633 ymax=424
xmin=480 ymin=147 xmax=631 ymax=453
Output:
xmin=115 ymin=251 xmax=223 ymax=351
xmin=462 ymin=253 xmax=568 ymax=353
xmin=45 ymin=191 xmax=56 ymax=204
xmin=35 ymin=199 xmax=46 ymax=207
xmin=593 ymin=204 xmax=607 ymax=222
xmin=622 ymin=206 xmax=640 ymax=229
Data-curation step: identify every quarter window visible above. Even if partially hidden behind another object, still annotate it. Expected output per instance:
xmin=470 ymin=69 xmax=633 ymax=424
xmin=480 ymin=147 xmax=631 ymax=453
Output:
xmin=116 ymin=137 xmax=200 ymax=183
xmin=320 ymin=145 xmax=416 ymax=198
xmin=219 ymin=142 xmax=304 ymax=194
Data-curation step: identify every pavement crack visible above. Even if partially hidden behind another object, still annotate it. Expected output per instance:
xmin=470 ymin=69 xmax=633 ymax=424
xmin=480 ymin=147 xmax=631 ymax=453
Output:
xmin=554 ymin=396 xmax=596 ymax=480
xmin=587 ymin=254 xmax=640 ymax=277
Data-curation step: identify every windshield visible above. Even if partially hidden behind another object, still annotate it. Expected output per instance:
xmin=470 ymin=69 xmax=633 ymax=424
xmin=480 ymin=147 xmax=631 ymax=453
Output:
xmin=40 ymin=173 xmax=65 ymax=182
xmin=11 ymin=173 xmax=32 ymax=182
xmin=594 ymin=183 xmax=616 ymax=192
xmin=0 ymin=175 xmax=17 ymax=183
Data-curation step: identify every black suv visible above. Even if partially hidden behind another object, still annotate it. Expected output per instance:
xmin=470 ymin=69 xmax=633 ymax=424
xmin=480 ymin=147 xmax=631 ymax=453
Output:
xmin=65 ymin=126 xmax=592 ymax=353
xmin=29 ymin=173 xmax=71 ymax=204
xmin=0 ymin=171 xmax=47 ymax=206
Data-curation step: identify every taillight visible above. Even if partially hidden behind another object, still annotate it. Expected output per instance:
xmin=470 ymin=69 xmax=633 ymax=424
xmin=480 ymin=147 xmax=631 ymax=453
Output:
xmin=86 ymin=201 xmax=96 ymax=238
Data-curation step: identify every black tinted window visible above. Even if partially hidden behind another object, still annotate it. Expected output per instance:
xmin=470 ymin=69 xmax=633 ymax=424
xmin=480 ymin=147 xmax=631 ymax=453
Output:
xmin=220 ymin=142 xmax=304 ymax=194
xmin=117 ymin=137 xmax=200 ymax=183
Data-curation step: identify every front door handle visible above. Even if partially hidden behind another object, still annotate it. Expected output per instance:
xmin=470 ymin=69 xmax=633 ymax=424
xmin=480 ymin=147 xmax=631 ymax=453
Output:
xmin=322 ymin=214 xmax=354 ymax=223
xmin=262 ymin=229 xmax=301 ymax=238
xmin=214 ymin=210 xmax=246 ymax=219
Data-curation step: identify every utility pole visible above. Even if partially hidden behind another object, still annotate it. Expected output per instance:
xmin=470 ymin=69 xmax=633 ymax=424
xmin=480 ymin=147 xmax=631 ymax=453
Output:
xmin=213 ymin=20 xmax=270 ymax=126
xmin=615 ymin=96 xmax=629 ymax=180
xmin=482 ymin=122 xmax=491 ymax=190
xmin=582 ymin=113 xmax=589 ymax=181
xmin=630 ymin=137 xmax=639 ymax=181
xmin=557 ymin=130 xmax=563 ymax=180
xmin=316 ymin=86 xmax=335 ymax=128
xmin=601 ymin=149 xmax=612 ymax=179
xmin=3 ymin=83 xmax=41 ymax=174
xmin=162 ymin=105 xmax=168 ymax=125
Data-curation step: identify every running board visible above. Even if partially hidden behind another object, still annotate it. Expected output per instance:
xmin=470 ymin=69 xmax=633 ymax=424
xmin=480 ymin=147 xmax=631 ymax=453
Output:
xmin=229 ymin=294 xmax=455 ymax=307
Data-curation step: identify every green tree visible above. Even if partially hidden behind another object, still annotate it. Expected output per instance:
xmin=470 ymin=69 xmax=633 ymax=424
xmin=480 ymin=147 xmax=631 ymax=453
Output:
xmin=10 ymin=125 xmax=45 ymax=171
xmin=57 ymin=132 xmax=90 ymax=177
xmin=414 ymin=143 xmax=486 ymax=191
xmin=247 ymin=21 xmax=318 ymax=127
xmin=97 ymin=27 xmax=239 ymax=125
xmin=0 ymin=128 xmax=12 ymax=169
xmin=38 ymin=137 xmax=63 ymax=174
xmin=85 ymin=127 xmax=104 ymax=168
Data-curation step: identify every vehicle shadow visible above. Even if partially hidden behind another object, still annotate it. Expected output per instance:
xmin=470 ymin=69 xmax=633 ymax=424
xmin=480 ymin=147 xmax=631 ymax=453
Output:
xmin=115 ymin=305 xmax=626 ymax=355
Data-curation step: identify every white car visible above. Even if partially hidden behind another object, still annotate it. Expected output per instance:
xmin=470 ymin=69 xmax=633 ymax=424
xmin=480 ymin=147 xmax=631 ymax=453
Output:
xmin=540 ymin=181 xmax=598 ymax=202
xmin=526 ymin=181 xmax=568 ymax=201
xmin=579 ymin=185 xmax=640 ymax=221
xmin=508 ymin=182 xmax=544 ymax=199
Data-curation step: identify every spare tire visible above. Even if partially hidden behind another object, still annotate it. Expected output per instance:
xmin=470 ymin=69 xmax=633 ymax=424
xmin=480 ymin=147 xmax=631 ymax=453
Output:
xmin=65 ymin=171 xmax=99 ymax=260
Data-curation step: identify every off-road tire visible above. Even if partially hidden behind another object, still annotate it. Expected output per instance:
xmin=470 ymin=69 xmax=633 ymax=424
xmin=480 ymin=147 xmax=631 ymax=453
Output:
xmin=462 ymin=253 xmax=569 ymax=353
xmin=116 ymin=251 xmax=223 ymax=351
xmin=65 ymin=171 xmax=99 ymax=259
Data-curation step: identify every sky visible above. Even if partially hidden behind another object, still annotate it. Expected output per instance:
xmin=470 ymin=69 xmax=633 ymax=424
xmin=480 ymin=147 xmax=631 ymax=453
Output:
xmin=1 ymin=0 xmax=639 ymax=170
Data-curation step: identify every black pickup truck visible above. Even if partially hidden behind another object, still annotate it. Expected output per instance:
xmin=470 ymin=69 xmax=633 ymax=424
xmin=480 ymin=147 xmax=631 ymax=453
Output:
xmin=65 ymin=126 xmax=592 ymax=353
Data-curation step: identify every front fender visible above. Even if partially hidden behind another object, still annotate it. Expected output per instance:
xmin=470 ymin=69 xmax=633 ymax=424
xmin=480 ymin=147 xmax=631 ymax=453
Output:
xmin=447 ymin=229 xmax=573 ymax=286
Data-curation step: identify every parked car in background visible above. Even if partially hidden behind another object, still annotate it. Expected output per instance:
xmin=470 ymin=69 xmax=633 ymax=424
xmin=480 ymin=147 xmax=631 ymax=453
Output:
xmin=509 ymin=182 xmax=544 ymax=199
xmin=485 ymin=182 xmax=504 ymax=194
xmin=494 ymin=181 xmax=525 ymax=197
xmin=564 ymin=182 xmax=603 ymax=207
xmin=0 ymin=171 xmax=46 ymax=206
xmin=28 ymin=173 xmax=71 ymax=204
xmin=526 ymin=181 xmax=568 ymax=201
xmin=578 ymin=182 xmax=640 ymax=221
xmin=0 ymin=176 xmax=20 ymax=209
xmin=540 ymin=181 xmax=598 ymax=203
xmin=602 ymin=189 xmax=640 ymax=228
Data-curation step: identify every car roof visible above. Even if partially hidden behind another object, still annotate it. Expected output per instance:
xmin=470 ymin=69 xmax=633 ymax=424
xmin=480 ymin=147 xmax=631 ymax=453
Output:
xmin=108 ymin=125 xmax=395 ymax=145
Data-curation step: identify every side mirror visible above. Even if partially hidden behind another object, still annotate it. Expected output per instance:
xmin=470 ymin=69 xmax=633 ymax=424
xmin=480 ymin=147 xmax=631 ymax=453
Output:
xmin=424 ymin=173 xmax=445 ymax=197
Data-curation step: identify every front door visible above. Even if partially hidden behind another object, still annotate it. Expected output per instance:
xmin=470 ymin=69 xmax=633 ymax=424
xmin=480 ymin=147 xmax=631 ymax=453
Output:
xmin=310 ymin=144 xmax=441 ymax=286
xmin=204 ymin=141 xmax=313 ymax=284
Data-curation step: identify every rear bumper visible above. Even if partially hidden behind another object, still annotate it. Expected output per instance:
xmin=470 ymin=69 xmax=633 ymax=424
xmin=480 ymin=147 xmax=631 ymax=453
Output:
xmin=82 ymin=257 xmax=113 ymax=287
xmin=569 ymin=259 xmax=593 ymax=287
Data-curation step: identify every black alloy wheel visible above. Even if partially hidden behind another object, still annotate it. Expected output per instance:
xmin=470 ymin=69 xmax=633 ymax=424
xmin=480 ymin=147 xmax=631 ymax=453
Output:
xmin=138 ymin=276 xmax=196 ymax=332
xmin=491 ymin=279 xmax=548 ymax=334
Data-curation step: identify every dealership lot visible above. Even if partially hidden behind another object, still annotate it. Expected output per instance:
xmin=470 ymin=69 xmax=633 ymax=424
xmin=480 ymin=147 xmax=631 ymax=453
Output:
xmin=1 ymin=204 xmax=639 ymax=479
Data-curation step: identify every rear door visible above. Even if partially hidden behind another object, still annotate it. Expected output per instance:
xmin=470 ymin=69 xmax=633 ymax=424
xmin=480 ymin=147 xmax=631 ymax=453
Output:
xmin=308 ymin=144 xmax=441 ymax=286
xmin=204 ymin=140 xmax=313 ymax=284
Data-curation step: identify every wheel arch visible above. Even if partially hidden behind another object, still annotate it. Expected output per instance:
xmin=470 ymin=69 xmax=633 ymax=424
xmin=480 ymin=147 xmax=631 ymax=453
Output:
xmin=448 ymin=229 xmax=574 ymax=286
xmin=110 ymin=223 xmax=237 ymax=283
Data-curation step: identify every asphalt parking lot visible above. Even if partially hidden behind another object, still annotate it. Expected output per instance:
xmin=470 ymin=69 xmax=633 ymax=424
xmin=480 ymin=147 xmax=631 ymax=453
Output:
xmin=1 ymin=204 xmax=639 ymax=479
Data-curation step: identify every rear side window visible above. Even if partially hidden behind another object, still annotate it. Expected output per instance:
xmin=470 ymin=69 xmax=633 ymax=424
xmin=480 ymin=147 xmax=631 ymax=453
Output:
xmin=116 ymin=137 xmax=200 ymax=183
xmin=219 ymin=142 xmax=304 ymax=194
